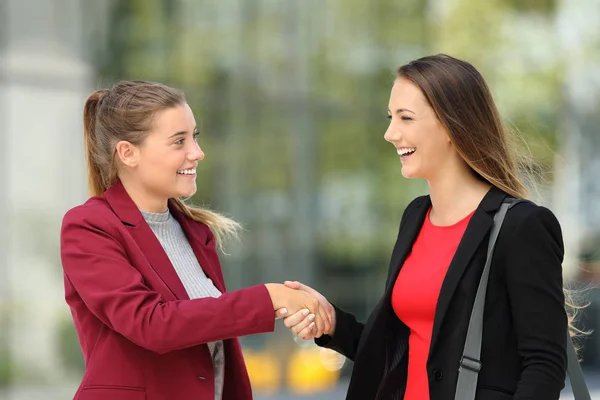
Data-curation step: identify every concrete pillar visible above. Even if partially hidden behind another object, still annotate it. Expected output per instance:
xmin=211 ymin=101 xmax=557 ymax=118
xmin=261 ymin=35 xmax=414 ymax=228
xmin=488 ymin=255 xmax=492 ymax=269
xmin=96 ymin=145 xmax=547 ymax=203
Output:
xmin=0 ymin=0 xmax=93 ymax=384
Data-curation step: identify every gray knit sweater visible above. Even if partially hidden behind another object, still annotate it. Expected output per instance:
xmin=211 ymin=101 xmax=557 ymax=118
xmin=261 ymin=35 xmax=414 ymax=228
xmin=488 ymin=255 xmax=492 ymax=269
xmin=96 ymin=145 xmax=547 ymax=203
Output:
xmin=141 ymin=209 xmax=224 ymax=400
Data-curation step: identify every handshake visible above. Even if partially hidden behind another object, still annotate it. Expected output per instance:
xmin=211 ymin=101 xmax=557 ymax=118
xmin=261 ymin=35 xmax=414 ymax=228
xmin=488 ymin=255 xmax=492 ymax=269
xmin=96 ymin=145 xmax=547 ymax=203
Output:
xmin=265 ymin=281 xmax=336 ymax=340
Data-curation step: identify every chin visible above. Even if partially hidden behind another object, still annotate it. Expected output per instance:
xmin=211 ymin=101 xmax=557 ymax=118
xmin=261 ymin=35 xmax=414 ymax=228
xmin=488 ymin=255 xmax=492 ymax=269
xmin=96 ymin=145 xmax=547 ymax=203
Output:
xmin=179 ymin=184 xmax=198 ymax=198
xmin=164 ymin=184 xmax=196 ymax=199
xmin=175 ymin=189 xmax=197 ymax=198
xmin=401 ymin=166 xmax=419 ymax=179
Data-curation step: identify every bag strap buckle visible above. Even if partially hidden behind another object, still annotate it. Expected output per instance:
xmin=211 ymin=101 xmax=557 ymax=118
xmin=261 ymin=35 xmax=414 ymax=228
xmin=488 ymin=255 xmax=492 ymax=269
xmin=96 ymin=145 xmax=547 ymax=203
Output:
xmin=459 ymin=356 xmax=482 ymax=373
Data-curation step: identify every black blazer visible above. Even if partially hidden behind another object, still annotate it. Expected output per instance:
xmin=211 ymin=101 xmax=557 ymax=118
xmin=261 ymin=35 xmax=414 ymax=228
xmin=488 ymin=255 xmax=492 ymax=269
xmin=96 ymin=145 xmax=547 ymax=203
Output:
xmin=316 ymin=186 xmax=568 ymax=400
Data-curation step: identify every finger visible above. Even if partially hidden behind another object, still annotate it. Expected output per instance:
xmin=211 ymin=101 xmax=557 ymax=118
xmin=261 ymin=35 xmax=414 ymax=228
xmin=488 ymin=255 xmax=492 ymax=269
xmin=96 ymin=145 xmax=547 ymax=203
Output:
xmin=314 ymin=301 xmax=330 ymax=332
xmin=327 ymin=305 xmax=336 ymax=334
xmin=274 ymin=308 xmax=288 ymax=320
xmin=312 ymin=307 xmax=325 ymax=335
xmin=297 ymin=322 xmax=317 ymax=340
xmin=291 ymin=313 xmax=316 ymax=336
xmin=318 ymin=305 xmax=331 ymax=335
xmin=324 ymin=303 xmax=335 ymax=329
xmin=283 ymin=280 xmax=301 ymax=289
xmin=284 ymin=280 xmax=316 ymax=295
xmin=310 ymin=304 xmax=325 ymax=336
xmin=305 ymin=297 xmax=324 ymax=334
xmin=320 ymin=307 xmax=331 ymax=335
xmin=296 ymin=282 xmax=314 ymax=294
xmin=283 ymin=309 xmax=310 ymax=328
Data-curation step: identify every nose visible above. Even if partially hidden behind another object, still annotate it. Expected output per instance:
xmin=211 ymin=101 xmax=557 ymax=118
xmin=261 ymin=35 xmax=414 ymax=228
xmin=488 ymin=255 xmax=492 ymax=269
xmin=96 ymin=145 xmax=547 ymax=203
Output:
xmin=189 ymin=142 xmax=205 ymax=161
xmin=384 ymin=124 xmax=399 ymax=144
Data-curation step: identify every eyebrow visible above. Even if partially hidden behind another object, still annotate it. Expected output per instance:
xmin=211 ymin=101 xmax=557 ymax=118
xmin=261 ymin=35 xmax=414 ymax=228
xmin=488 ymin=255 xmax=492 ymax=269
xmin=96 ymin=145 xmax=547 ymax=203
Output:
xmin=387 ymin=108 xmax=416 ymax=115
xmin=168 ymin=126 xmax=198 ymax=139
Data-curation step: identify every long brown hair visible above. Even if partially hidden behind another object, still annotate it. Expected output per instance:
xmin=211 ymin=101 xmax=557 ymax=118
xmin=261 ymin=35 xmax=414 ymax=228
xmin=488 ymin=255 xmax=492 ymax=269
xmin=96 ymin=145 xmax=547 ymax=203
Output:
xmin=83 ymin=80 xmax=240 ymax=246
xmin=397 ymin=54 xmax=583 ymax=338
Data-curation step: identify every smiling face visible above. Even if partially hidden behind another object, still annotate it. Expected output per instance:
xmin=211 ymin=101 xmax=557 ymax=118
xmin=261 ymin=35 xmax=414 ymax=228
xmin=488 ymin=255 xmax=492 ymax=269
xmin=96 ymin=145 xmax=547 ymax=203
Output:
xmin=384 ymin=77 xmax=456 ymax=181
xmin=116 ymin=103 xmax=204 ymax=211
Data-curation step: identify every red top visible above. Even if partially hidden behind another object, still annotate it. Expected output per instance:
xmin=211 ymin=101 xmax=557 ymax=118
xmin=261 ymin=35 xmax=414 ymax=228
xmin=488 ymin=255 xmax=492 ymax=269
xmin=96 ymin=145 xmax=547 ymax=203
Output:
xmin=392 ymin=207 xmax=474 ymax=400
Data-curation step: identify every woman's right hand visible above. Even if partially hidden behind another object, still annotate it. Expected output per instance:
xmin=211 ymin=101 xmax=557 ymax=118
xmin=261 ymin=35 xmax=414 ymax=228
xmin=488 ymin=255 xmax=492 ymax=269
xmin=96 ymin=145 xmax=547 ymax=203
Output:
xmin=281 ymin=281 xmax=336 ymax=340
xmin=265 ymin=283 xmax=329 ymax=335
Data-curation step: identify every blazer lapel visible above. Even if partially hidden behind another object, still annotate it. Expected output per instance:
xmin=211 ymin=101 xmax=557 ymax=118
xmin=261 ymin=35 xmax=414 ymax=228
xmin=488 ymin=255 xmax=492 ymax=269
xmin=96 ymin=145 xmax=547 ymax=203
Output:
xmin=428 ymin=186 xmax=508 ymax=354
xmin=104 ymin=181 xmax=190 ymax=301
xmin=169 ymin=203 xmax=226 ymax=293
xmin=384 ymin=197 xmax=431 ymax=296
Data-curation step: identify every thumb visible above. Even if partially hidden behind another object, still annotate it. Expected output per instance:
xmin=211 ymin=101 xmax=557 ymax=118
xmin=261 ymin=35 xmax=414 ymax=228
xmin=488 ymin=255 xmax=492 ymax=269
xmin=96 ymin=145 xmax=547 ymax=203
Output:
xmin=274 ymin=308 xmax=288 ymax=320
xmin=284 ymin=281 xmax=319 ymax=298
xmin=283 ymin=280 xmax=301 ymax=289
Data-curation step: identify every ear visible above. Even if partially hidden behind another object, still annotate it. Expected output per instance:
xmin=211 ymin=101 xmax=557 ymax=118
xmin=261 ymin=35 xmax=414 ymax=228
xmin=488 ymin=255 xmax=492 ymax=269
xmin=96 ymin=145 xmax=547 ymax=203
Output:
xmin=115 ymin=140 xmax=139 ymax=168
xmin=444 ymin=129 xmax=453 ymax=145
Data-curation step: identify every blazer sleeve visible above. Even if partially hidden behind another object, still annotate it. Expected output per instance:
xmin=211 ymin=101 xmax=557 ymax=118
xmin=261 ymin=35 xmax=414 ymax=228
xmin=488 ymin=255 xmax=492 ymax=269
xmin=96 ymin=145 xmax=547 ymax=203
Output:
xmin=60 ymin=207 xmax=275 ymax=355
xmin=505 ymin=206 xmax=568 ymax=399
xmin=315 ymin=197 xmax=423 ymax=361
xmin=314 ymin=305 xmax=364 ymax=361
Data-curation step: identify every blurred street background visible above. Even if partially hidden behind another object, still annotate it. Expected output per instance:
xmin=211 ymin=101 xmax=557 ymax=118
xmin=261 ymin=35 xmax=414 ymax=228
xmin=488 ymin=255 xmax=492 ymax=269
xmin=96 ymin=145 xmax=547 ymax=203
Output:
xmin=1 ymin=0 xmax=599 ymax=398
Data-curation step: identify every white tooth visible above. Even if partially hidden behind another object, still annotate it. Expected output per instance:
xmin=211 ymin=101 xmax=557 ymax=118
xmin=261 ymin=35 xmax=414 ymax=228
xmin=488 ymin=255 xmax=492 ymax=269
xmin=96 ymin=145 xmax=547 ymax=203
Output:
xmin=397 ymin=148 xmax=415 ymax=156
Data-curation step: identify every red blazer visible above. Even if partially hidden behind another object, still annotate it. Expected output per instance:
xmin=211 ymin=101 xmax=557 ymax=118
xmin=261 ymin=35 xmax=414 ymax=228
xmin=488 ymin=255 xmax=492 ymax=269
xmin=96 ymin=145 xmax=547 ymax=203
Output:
xmin=60 ymin=181 xmax=275 ymax=400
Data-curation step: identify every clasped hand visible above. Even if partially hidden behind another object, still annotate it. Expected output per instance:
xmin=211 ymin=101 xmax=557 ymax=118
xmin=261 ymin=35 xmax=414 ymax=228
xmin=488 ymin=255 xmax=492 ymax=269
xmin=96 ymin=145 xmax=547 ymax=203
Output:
xmin=274 ymin=281 xmax=336 ymax=340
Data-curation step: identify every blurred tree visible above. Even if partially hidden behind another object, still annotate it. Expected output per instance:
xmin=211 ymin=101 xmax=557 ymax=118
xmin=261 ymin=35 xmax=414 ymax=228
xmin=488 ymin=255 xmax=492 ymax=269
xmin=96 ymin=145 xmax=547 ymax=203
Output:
xmin=431 ymin=0 xmax=561 ymax=182
xmin=58 ymin=318 xmax=84 ymax=376
xmin=505 ymin=0 xmax=557 ymax=14
xmin=92 ymin=0 xmax=565 ymax=332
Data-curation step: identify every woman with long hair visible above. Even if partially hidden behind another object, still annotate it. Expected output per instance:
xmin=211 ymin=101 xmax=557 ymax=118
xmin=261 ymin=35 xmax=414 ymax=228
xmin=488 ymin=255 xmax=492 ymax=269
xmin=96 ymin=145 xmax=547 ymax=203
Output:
xmin=283 ymin=54 xmax=573 ymax=400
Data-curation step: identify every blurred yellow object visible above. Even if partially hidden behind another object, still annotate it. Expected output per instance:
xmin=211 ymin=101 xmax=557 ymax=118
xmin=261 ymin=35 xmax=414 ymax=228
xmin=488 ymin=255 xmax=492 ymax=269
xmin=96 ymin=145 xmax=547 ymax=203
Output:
xmin=286 ymin=347 xmax=344 ymax=394
xmin=243 ymin=349 xmax=281 ymax=394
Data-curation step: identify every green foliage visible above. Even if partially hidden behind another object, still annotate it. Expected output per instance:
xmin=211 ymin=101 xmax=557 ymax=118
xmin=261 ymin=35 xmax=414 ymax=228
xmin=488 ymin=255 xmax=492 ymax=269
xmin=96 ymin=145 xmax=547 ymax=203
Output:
xmin=504 ymin=0 xmax=556 ymax=14
xmin=97 ymin=0 xmax=560 ymax=269
xmin=57 ymin=318 xmax=85 ymax=376
xmin=0 ymin=349 xmax=11 ymax=387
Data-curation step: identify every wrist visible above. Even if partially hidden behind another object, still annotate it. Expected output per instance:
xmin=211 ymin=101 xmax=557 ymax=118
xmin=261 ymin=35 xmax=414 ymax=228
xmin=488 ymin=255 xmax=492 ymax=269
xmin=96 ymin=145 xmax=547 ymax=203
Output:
xmin=264 ymin=283 xmax=283 ymax=309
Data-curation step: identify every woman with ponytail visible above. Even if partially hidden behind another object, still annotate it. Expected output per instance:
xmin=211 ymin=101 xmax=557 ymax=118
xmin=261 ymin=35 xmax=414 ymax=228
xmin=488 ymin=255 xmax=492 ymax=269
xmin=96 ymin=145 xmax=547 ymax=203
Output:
xmin=61 ymin=80 xmax=330 ymax=400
